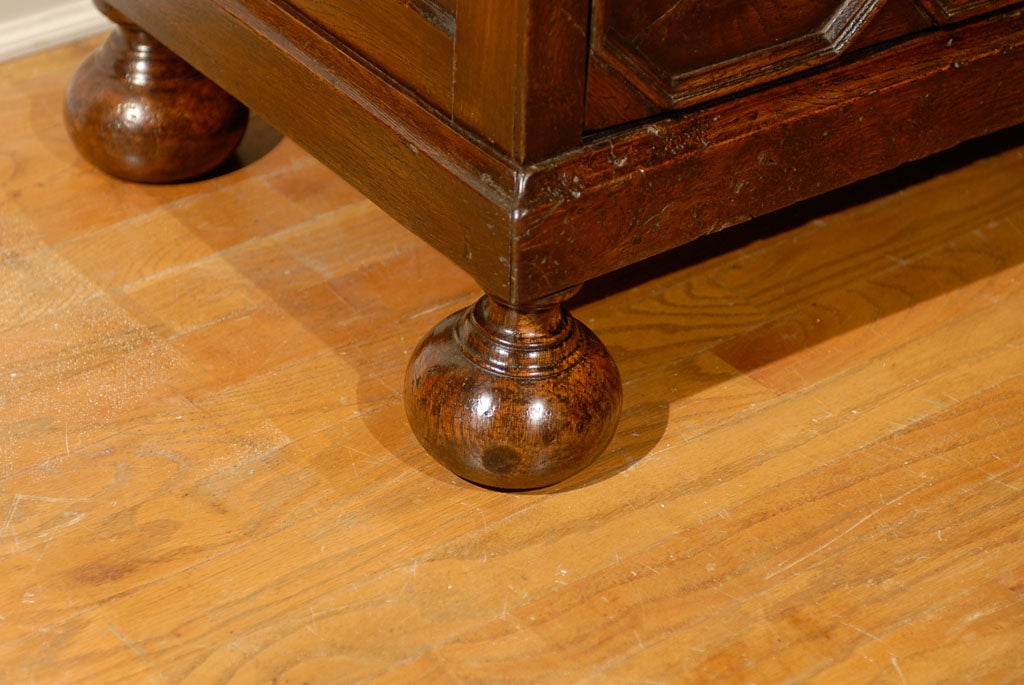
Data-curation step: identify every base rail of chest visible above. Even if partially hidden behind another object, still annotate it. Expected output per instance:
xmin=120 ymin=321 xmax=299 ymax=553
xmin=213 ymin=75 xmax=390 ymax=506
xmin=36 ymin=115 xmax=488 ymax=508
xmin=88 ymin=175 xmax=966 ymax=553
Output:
xmin=72 ymin=1 xmax=1024 ymax=487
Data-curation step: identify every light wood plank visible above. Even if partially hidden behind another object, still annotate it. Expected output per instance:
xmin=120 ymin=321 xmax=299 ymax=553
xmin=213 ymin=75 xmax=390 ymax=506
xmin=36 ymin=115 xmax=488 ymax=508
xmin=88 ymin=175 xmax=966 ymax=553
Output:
xmin=1 ymin=38 xmax=1023 ymax=683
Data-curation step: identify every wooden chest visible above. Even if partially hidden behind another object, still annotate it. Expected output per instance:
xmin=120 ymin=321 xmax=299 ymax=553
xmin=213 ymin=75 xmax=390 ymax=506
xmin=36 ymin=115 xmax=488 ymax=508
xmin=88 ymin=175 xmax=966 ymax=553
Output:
xmin=66 ymin=0 xmax=1024 ymax=488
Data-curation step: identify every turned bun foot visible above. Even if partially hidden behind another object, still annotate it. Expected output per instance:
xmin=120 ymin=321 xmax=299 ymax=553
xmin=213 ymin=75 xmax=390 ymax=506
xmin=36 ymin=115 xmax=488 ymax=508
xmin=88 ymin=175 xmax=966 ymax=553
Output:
xmin=405 ymin=290 xmax=622 ymax=489
xmin=64 ymin=1 xmax=248 ymax=183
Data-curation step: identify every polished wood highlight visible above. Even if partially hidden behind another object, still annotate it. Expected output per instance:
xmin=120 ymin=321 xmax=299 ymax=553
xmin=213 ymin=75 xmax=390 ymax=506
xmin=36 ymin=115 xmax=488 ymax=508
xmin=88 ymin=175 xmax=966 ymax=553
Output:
xmin=405 ymin=291 xmax=622 ymax=489
xmin=63 ymin=1 xmax=248 ymax=183
xmin=5 ymin=40 xmax=1024 ymax=681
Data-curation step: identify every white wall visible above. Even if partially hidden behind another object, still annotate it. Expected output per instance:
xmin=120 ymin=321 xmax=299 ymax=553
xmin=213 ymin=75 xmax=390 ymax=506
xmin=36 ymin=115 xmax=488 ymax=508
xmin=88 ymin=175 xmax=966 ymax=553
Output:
xmin=0 ymin=0 xmax=110 ymax=63
xmin=4 ymin=0 xmax=76 ymax=23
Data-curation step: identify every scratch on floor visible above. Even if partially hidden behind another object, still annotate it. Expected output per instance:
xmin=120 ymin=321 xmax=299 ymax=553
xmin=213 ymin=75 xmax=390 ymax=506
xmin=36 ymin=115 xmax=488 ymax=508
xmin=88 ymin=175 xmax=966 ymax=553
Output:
xmin=766 ymin=509 xmax=879 ymax=580
xmin=2 ymin=494 xmax=88 ymax=537
xmin=892 ymin=655 xmax=909 ymax=685
xmin=632 ymin=580 xmax=649 ymax=629
xmin=306 ymin=608 xmax=323 ymax=638
xmin=838 ymin=620 xmax=882 ymax=642
xmin=985 ymin=470 xmax=1022 ymax=492
xmin=633 ymin=629 xmax=646 ymax=650
xmin=766 ymin=484 xmax=928 ymax=580
xmin=108 ymin=623 xmax=169 ymax=681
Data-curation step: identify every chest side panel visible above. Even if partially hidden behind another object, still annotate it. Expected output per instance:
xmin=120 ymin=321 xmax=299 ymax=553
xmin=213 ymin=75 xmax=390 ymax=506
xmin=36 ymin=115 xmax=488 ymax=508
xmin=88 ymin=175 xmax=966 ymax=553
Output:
xmin=284 ymin=0 xmax=454 ymax=113
xmin=586 ymin=0 xmax=1018 ymax=129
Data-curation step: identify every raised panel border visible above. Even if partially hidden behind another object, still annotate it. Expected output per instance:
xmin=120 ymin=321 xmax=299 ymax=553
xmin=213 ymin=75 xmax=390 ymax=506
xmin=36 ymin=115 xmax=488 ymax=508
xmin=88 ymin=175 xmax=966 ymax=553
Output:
xmin=591 ymin=0 xmax=887 ymax=116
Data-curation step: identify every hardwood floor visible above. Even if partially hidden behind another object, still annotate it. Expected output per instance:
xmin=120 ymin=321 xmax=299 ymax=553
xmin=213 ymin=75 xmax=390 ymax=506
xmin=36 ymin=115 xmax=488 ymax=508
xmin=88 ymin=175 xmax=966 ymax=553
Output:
xmin=3 ymin=37 xmax=1023 ymax=683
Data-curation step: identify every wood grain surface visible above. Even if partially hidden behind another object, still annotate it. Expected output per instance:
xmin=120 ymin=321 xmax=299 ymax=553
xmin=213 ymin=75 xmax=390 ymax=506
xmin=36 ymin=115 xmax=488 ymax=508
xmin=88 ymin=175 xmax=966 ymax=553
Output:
xmin=63 ymin=1 xmax=248 ymax=184
xmin=2 ymin=39 xmax=1024 ymax=682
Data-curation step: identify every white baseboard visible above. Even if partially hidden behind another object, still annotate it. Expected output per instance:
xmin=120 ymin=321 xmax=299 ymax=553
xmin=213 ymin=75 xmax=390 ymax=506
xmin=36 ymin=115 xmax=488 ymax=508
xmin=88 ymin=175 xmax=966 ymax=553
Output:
xmin=0 ymin=1 xmax=110 ymax=64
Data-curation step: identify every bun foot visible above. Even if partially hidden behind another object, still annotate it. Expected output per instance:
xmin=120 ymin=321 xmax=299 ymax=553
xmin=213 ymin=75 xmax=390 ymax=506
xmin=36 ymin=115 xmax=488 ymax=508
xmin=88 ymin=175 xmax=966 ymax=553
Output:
xmin=405 ymin=290 xmax=622 ymax=489
xmin=63 ymin=1 xmax=248 ymax=183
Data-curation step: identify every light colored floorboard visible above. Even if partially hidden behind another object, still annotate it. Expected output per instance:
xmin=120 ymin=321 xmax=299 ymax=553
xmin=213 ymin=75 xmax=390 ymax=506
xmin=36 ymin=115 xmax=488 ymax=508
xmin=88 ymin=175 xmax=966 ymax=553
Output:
xmin=2 ymin=37 xmax=1023 ymax=683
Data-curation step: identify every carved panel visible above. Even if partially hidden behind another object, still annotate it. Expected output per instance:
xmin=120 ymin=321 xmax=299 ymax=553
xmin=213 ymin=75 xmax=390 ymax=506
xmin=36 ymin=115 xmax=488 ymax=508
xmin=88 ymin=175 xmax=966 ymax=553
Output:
xmin=587 ymin=0 xmax=940 ymax=129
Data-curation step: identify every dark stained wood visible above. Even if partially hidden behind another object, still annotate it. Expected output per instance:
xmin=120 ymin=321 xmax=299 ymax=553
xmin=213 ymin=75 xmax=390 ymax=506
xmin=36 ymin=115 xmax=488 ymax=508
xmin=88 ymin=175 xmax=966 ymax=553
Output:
xmin=427 ymin=0 xmax=456 ymax=13
xmin=103 ymin=0 xmax=520 ymax=298
xmin=918 ymin=0 xmax=1021 ymax=21
xmin=63 ymin=0 xmax=248 ymax=183
xmin=518 ymin=9 xmax=1024 ymax=301
xmin=844 ymin=0 xmax=935 ymax=52
xmin=586 ymin=0 xmax=950 ymax=128
xmin=406 ymin=1 xmax=455 ymax=37
xmin=583 ymin=54 xmax=663 ymax=131
xmin=405 ymin=290 xmax=622 ymax=489
xmin=603 ymin=0 xmax=870 ymax=69
xmin=98 ymin=0 xmax=1024 ymax=304
xmin=454 ymin=0 xmax=591 ymax=161
xmin=285 ymin=0 xmax=455 ymax=114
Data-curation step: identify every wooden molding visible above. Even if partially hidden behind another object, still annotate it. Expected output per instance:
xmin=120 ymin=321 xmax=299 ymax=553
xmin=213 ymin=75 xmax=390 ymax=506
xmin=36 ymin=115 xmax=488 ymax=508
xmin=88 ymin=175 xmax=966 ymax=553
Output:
xmin=103 ymin=0 xmax=1024 ymax=305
